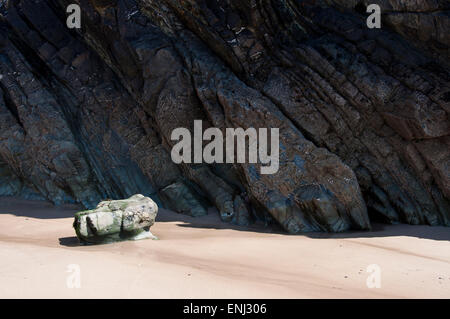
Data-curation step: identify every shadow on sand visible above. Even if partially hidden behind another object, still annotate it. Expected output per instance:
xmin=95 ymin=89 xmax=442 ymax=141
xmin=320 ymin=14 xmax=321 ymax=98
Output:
xmin=59 ymin=236 xmax=80 ymax=247
xmin=157 ymin=208 xmax=450 ymax=242
xmin=2 ymin=197 xmax=448 ymax=243
xmin=0 ymin=197 xmax=81 ymax=219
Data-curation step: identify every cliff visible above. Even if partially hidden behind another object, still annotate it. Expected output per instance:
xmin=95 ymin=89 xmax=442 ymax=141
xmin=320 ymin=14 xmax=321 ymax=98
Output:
xmin=0 ymin=0 xmax=449 ymax=232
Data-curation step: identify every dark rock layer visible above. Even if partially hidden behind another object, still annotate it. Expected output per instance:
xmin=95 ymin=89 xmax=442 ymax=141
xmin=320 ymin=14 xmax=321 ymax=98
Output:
xmin=0 ymin=0 xmax=448 ymax=232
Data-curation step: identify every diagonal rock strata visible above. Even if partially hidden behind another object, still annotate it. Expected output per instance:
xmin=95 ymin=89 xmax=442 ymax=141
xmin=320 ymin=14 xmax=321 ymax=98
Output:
xmin=0 ymin=0 xmax=448 ymax=232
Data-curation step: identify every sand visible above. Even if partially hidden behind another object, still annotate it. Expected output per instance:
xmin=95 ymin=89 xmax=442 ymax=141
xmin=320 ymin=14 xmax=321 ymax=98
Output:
xmin=0 ymin=196 xmax=449 ymax=298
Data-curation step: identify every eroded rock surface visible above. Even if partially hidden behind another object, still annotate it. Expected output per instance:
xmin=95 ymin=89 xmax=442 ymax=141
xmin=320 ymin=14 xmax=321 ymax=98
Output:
xmin=73 ymin=194 xmax=158 ymax=244
xmin=0 ymin=0 xmax=448 ymax=233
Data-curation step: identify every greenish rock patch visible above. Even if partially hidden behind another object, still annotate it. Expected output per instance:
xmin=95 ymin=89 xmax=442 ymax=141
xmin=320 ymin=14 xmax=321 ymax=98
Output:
xmin=73 ymin=194 xmax=158 ymax=244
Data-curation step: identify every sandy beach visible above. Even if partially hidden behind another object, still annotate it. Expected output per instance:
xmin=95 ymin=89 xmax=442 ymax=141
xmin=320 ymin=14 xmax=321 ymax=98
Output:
xmin=0 ymin=196 xmax=449 ymax=298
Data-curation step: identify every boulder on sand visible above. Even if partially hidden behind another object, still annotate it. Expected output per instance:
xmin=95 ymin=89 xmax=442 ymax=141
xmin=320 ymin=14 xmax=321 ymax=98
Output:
xmin=73 ymin=194 xmax=158 ymax=244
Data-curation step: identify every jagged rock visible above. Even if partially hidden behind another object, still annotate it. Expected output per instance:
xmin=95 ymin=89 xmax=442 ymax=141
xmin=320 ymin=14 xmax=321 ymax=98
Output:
xmin=231 ymin=194 xmax=252 ymax=226
xmin=159 ymin=181 xmax=208 ymax=217
xmin=73 ymin=194 xmax=158 ymax=244
xmin=0 ymin=0 xmax=448 ymax=233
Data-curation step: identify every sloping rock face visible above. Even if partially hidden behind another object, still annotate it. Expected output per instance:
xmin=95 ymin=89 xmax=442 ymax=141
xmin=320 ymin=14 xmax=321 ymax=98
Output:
xmin=73 ymin=194 xmax=158 ymax=244
xmin=0 ymin=0 xmax=448 ymax=232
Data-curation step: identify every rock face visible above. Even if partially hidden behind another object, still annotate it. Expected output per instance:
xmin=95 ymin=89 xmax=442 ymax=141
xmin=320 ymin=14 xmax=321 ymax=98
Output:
xmin=73 ymin=194 xmax=158 ymax=244
xmin=0 ymin=0 xmax=449 ymax=233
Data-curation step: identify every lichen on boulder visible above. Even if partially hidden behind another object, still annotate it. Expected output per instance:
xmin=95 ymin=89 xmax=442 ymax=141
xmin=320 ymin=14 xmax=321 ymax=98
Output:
xmin=73 ymin=194 xmax=158 ymax=244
